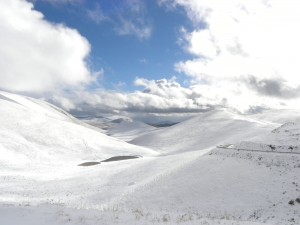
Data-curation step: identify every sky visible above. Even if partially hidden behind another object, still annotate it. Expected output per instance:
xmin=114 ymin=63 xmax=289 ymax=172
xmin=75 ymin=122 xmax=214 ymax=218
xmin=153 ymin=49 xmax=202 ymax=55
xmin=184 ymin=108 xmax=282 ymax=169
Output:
xmin=31 ymin=0 xmax=192 ymax=91
xmin=1 ymin=0 xmax=300 ymax=121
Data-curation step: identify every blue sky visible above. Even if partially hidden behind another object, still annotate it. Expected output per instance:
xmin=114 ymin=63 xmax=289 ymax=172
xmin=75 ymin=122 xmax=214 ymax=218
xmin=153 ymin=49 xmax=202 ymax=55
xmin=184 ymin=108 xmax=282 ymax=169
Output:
xmin=32 ymin=0 xmax=192 ymax=91
xmin=1 ymin=0 xmax=300 ymax=118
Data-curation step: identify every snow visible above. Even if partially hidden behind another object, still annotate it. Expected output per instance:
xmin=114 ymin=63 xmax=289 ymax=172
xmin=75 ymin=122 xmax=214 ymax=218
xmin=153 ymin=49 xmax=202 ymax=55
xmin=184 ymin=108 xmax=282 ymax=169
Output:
xmin=107 ymin=119 xmax=157 ymax=141
xmin=249 ymin=109 xmax=300 ymax=123
xmin=130 ymin=109 xmax=278 ymax=154
xmin=0 ymin=91 xmax=156 ymax=167
xmin=1 ymin=91 xmax=300 ymax=224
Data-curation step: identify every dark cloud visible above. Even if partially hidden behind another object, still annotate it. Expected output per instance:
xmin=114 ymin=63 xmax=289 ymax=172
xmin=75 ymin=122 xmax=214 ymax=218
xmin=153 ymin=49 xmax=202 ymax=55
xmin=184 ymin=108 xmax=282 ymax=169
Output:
xmin=244 ymin=75 xmax=300 ymax=99
xmin=53 ymin=78 xmax=220 ymax=117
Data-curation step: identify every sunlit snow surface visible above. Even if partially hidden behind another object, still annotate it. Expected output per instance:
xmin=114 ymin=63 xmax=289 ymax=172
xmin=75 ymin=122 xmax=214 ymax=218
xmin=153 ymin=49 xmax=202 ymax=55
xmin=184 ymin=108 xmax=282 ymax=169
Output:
xmin=1 ymin=91 xmax=300 ymax=225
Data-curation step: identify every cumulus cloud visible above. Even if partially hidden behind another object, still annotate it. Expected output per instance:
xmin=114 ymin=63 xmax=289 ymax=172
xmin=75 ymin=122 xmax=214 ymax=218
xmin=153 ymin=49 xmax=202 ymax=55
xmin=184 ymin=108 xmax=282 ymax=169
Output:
xmin=163 ymin=0 xmax=300 ymax=83
xmin=63 ymin=78 xmax=215 ymax=116
xmin=176 ymin=0 xmax=300 ymax=81
xmin=55 ymin=75 xmax=298 ymax=119
xmin=160 ymin=0 xmax=300 ymax=110
xmin=0 ymin=0 xmax=93 ymax=94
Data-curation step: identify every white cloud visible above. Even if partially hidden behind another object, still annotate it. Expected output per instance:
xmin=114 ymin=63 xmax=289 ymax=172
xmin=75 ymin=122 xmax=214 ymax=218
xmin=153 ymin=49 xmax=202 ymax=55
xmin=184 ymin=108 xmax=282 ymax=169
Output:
xmin=0 ymin=0 xmax=93 ymax=94
xmin=47 ymin=75 xmax=300 ymax=123
xmin=150 ymin=0 xmax=300 ymax=111
xmin=51 ymin=95 xmax=76 ymax=111
xmin=65 ymin=78 xmax=215 ymax=116
xmin=61 ymin=76 xmax=299 ymax=119
xmin=160 ymin=0 xmax=300 ymax=108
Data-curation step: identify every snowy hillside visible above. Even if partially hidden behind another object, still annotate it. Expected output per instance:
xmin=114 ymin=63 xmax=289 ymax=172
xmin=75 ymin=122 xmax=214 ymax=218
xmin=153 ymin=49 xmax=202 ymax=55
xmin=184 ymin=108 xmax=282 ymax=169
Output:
xmin=0 ymin=91 xmax=157 ymax=169
xmin=130 ymin=109 xmax=279 ymax=154
xmin=233 ymin=122 xmax=300 ymax=154
xmin=107 ymin=119 xmax=157 ymax=141
xmin=80 ymin=115 xmax=158 ymax=141
xmin=1 ymin=92 xmax=300 ymax=225
xmin=79 ymin=115 xmax=132 ymax=130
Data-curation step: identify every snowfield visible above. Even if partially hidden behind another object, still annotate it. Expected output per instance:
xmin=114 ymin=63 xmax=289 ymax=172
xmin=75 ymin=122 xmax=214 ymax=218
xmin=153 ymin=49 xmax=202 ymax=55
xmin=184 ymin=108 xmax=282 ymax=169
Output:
xmin=1 ymin=91 xmax=300 ymax=225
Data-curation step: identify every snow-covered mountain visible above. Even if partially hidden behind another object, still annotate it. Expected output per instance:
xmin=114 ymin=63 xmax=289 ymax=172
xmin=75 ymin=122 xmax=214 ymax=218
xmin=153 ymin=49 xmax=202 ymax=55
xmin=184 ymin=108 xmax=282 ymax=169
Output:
xmin=1 ymin=91 xmax=300 ymax=225
xmin=107 ymin=119 xmax=157 ymax=141
xmin=130 ymin=109 xmax=279 ymax=154
xmin=79 ymin=115 xmax=133 ymax=130
xmin=80 ymin=114 xmax=158 ymax=141
xmin=0 ymin=91 xmax=156 ymax=169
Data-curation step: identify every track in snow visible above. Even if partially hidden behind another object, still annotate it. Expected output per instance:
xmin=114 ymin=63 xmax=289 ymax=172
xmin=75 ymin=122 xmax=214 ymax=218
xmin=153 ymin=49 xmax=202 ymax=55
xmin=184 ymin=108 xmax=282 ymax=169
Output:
xmin=217 ymin=145 xmax=300 ymax=155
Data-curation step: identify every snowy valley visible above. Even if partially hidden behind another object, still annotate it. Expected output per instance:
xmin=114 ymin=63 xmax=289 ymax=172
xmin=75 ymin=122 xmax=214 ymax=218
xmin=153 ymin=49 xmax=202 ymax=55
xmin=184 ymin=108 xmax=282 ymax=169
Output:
xmin=1 ymin=91 xmax=300 ymax=225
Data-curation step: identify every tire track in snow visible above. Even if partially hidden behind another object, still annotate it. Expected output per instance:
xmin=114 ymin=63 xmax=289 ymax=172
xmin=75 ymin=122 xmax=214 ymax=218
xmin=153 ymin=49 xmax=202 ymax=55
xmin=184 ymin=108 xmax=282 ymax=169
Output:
xmin=217 ymin=146 xmax=300 ymax=155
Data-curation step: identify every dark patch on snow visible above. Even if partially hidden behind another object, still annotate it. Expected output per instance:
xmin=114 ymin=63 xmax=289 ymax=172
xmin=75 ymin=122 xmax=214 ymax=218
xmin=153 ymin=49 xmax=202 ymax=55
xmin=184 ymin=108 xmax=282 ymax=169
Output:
xmin=288 ymin=200 xmax=295 ymax=205
xmin=101 ymin=155 xmax=141 ymax=162
xmin=268 ymin=145 xmax=276 ymax=150
xmin=78 ymin=162 xmax=100 ymax=167
xmin=78 ymin=156 xmax=141 ymax=166
xmin=146 ymin=122 xmax=178 ymax=127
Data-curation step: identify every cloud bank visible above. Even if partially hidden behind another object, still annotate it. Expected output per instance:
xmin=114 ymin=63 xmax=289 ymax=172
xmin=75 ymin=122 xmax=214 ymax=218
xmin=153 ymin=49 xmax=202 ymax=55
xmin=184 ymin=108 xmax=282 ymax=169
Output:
xmin=61 ymin=76 xmax=289 ymax=118
xmin=65 ymin=78 xmax=213 ymax=116
xmin=167 ymin=0 xmax=300 ymax=87
xmin=0 ymin=0 xmax=93 ymax=94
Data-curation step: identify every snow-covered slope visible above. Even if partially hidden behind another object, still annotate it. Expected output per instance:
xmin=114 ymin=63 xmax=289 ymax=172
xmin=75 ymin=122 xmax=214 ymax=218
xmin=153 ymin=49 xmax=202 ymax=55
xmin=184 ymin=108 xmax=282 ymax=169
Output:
xmin=1 ymin=92 xmax=300 ymax=225
xmin=113 ymin=145 xmax=300 ymax=225
xmin=79 ymin=115 xmax=132 ymax=130
xmin=0 ymin=91 xmax=156 ymax=169
xmin=130 ymin=109 xmax=278 ymax=154
xmin=234 ymin=122 xmax=300 ymax=154
xmin=107 ymin=119 xmax=157 ymax=141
